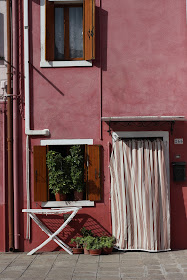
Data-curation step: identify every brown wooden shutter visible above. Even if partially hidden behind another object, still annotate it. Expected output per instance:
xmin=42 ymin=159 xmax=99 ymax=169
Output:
xmin=86 ymin=145 xmax=101 ymax=201
xmin=45 ymin=0 xmax=54 ymax=61
xmin=34 ymin=146 xmax=48 ymax=201
xmin=84 ymin=0 xmax=95 ymax=60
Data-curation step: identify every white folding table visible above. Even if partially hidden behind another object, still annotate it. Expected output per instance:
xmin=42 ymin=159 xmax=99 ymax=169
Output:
xmin=22 ymin=207 xmax=82 ymax=256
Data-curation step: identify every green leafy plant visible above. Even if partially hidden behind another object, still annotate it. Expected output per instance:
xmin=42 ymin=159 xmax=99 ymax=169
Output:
xmin=46 ymin=145 xmax=85 ymax=197
xmin=46 ymin=150 xmax=73 ymax=195
xmin=84 ymin=236 xmax=102 ymax=250
xmin=70 ymin=237 xmax=83 ymax=248
xmin=81 ymin=227 xmax=94 ymax=237
xmin=69 ymin=145 xmax=85 ymax=193
xmin=100 ymin=236 xmax=116 ymax=249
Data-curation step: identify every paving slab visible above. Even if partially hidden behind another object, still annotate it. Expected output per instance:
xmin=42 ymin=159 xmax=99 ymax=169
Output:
xmin=98 ymin=267 xmax=120 ymax=272
xmin=99 ymin=254 xmax=120 ymax=262
xmin=0 ymin=271 xmax=24 ymax=279
xmin=77 ymin=255 xmax=99 ymax=263
xmin=72 ymin=276 xmax=97 ymax=280
xmin=97 ymin=271 xmax=120 ymax=276
xmin=56 ymin=254 xmax=79 ymax=261
xmin=46 ymin=278 xmax=71 ymax=280
xmin=97 ymin=277 xmax=120 ymax=280
xmin=74 ymin=266 xmax=98 ymax=273
xmin=53 ymin=260 xmax=77 ymax=267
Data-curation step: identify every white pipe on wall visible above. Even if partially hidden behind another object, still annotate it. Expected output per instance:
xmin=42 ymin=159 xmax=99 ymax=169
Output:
xmin=24 ymin=0 xmax=49 ymax=239
xmin=26 ymin=135 xmax=30 ymax=239
xmin=24 ymin=0 xmax=49 ymax=136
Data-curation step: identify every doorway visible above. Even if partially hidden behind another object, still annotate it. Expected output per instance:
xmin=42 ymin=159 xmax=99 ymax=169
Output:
xmin=110 ymin=131 xmax=170 ymax=251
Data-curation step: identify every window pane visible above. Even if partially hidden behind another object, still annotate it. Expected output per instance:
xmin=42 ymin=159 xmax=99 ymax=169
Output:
xmin=69 ymin=7 xmax=83 ymax=59
xmin=55 ymin=8 xmax=64 ymax=60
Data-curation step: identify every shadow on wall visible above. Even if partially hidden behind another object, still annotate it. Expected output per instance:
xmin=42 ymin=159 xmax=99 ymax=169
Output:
xmin=0 ymin=13 xmax=4 ymax=65
xmin=30 ymin=63 xmax=65 ymax=97
xmin=94 ymin=7 xmax=108 ymax=71
xmin=34 ymin=214 xmax=111 ymax=251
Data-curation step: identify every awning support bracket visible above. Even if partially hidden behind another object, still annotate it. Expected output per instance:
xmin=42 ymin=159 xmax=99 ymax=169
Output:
xmin=170 ymin=121 xmax=175 ymax=135
xmin=107 ymin=121 xmax=112 ymax=136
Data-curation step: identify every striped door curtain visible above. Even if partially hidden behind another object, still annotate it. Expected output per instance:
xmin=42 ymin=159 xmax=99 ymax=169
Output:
xmin=109 ymin=139 xmax=170 ymax=252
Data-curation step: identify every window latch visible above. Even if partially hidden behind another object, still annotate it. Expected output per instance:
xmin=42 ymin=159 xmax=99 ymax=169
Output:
xmin=87 ymin=27 xmax=94 ymax=39
xmin=90 ymin=27 xmax=94 ymax=38
xmin=95 ymin=169 xmax=100 ymax=179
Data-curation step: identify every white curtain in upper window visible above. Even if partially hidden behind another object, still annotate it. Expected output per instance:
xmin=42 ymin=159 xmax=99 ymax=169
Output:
xmin=69 ymin=7 xmax=83 ymax=58
xmin=55 ymin=7 xmax=64 ymax=60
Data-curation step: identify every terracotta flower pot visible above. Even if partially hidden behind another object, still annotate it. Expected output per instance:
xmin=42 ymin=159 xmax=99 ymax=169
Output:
xmin=89 ymin=249 xmax=102 ymax=256
xmin=72 ymin=248 xmax=84 ymax=254
xmin=84 ymin=248 xmax=90 ymax=255
xmin=74 ymin=191 xmax=83 ymax=201
xmin=55 ymin=193 xmax=67 ymax=201
xmin=102 ymin=247 xmax=113 ymax=255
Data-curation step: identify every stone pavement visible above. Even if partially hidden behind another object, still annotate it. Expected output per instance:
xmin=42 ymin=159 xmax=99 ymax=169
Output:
xmin=0 ymin=250 xmax=187 ymax=280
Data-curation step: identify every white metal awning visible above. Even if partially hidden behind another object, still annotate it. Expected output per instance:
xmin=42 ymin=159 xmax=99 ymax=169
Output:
xmin=102 ymin=116 xmax=186 ymax=122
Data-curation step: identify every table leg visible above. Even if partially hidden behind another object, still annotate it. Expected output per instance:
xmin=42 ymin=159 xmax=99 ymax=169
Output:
xmin=27 ymin=209 xmax=78 ymax=255
xmin=28 ymin=213 xmax=72 ymax=254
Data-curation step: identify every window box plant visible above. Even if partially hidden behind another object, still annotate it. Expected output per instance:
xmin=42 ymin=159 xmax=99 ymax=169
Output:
xmin=70 ymin=237 xmax=84 ymax=254
xmin=69 ymin=145 xmax=85 ymax=200
xmin=46 ymin=150 xmax=73 ymax=200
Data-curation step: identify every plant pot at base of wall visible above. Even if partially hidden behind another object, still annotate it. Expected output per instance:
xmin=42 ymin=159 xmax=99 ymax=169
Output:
xmin=55 ymin=193 xmax=67 ymax=201
xmin=84 ymin=248 xmax=90 ymax=255
xmin=74 ymin=191 xmax=83 ymax=201
xmin=89 ymin=249 xmax=102 ymax=256
xmin=102 ymin=247 xmax=113 ymax=255
xmin=72 ymin=248 xmax=84 ymax=254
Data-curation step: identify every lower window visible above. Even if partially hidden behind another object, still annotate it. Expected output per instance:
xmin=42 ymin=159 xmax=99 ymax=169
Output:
xmin=33 ymin=144 xmax=101 ymax=202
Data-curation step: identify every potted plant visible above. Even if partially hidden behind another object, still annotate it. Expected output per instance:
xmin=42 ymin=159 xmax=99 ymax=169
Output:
xmin=80 ymin=227 xmax=94 ymax=254
xmin=70 ymin=237 xmax=84 ymax=254
xmin=69 ymin=145 xmax=85 ymax=200
xmin=81 ymin=227 xmax=94 ymax=237
xmin=46 ymin=150 xmax=73 ymax=200
xmin=100 ymin=236 xmax=115 ymax=255
xmin=85 ymin=236 xmax=102 ymax=256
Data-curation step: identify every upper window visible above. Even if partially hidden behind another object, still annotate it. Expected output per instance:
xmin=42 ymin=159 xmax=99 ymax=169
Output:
xmin=45 ymin=0 xmax=95 ymax=62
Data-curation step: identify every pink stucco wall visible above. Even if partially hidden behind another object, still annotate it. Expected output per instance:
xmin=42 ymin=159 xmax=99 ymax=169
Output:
xmin=1 ymin=0 xmax=187 ymax=251
xmin=102 ymin=0 xmax=187 ymax=117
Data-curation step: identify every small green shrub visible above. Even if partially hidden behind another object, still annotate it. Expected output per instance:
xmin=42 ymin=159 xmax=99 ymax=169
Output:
xmin=84 ymin=236 xmax=102 ymax=250
xmin=100 ymin=236 xmax=116 ymax=249
xmin=81 ymin=227 xmax=94 ymax=237
xmin=70 ymin=237 xmax=84 ymax=248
